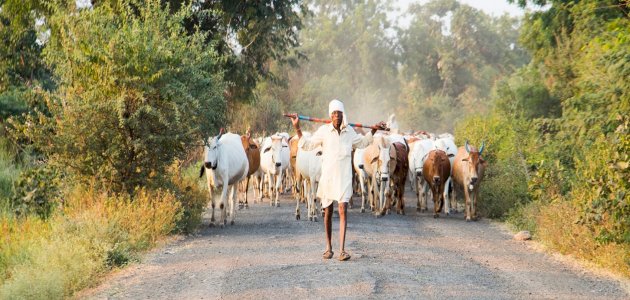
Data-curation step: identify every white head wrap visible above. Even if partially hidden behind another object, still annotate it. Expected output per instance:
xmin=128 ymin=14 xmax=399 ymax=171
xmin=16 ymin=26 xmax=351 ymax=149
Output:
xmin=328 ymin=99 xmax=348 ymax=127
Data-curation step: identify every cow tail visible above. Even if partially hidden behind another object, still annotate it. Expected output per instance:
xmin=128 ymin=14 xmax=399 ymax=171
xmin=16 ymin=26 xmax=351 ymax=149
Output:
xmin=199 ymin=165 xmax=205 ymax=178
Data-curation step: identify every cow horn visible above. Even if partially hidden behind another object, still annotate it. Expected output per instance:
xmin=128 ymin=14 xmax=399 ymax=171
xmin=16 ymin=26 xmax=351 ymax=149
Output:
xmin=479 ymin=141 xmax=485 ymax=155
xmin=465 ymin=140 xmax=470 ymax=154
xmin=217 ymin=128 xmax=224 ymax=141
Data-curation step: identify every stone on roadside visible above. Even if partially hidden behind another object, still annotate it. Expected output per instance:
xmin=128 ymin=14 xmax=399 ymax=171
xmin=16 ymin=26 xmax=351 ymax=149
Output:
xmin=514 ymin=231 xmax=532 ymax=241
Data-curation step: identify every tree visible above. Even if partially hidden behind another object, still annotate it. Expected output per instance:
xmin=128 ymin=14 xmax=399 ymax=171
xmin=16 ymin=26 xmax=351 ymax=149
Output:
xmin=9 ymin=0 xmax=226 ymax=193
xmin=398 ymin=0 xmax=528 ymax=132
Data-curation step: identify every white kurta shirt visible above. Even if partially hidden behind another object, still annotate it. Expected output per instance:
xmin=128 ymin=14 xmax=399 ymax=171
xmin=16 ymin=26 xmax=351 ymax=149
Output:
xmin=299 ymin=123 xmax=373 ymax=208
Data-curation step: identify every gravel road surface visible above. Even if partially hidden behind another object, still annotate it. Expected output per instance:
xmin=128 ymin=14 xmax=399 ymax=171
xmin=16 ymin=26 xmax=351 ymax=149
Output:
xmin=83 ymin=190 xmax=630 ymax=299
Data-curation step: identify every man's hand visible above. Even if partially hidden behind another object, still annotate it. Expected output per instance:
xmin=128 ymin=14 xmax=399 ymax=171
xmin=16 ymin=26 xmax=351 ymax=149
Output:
xmin=288 ymin=113 xmax=302 ymax=138
xmin=288 ymin=113 xmax=300 ymax=129
xmin=371 ymin=121 xmax=387 ymax=135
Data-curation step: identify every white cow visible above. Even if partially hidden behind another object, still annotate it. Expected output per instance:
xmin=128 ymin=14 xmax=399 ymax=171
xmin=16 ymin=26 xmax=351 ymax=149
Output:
xmin=260 ymin=134 xmax=290 ymax=207
xmin=434 ymin=136 xmax=458 ymax=215
xmin=353 ymin=148 xmax=369 ymax=213
xmin=408 ymin=138 xmax=434 ymax=212
xmin=295 ymin=133 xmax=322 ymax=221
xmin=200 ymin=132 xmax=249 ymax=227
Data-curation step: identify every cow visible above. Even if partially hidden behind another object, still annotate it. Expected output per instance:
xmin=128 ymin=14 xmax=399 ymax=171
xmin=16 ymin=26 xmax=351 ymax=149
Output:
xmin=295 ymin=133 xmax=323 ymax=221
xmin=288 ymin=134 xmax=304 ymax=202
xmin=259 ymin=134 xmax=290 ymax=207
xmin=408 ymin=138 xmax=435 ymax=212
xmin=238 ymin=131 xmax=260 ymax=209
xmin=199 ymin=130 xmax=249 ymax=227
xmin=434 ymin=136 xmax=458 ymax=215
xmin=389 ymin=140 xmax=409 ymax=215
xmin=422 ymin=149 xmax=451 ymax=218
xmin=452 ymin=141 xmax=487 ymax=221
xmin=352 ymin=148 xmax=369 ymax=213
xmin=363 ymin=134 xmax=396 ymax=217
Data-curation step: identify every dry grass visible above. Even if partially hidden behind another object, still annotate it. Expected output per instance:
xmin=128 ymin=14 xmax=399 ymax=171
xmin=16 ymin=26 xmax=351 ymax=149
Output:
xmin=0 ymin=186 xmax=184 ymax=299
xmin=535 ymin=201 xmax=630 ymax=278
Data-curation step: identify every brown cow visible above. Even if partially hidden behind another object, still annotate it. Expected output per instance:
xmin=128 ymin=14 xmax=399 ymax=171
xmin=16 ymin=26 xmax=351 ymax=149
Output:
xmin=239 ymin=131 xmax=260 ymax=209
xmin=363 ymin=134 xmax=396 ymax=216
xmin=389 ymin=142 xmax=409 ymax=215
xmin=422 ymin=149 xmax=451 ymax=218
xmin=288 ymin=134 xmax=307 ymax=203
xmin=452 ymin=141 xmax=487 ymax=221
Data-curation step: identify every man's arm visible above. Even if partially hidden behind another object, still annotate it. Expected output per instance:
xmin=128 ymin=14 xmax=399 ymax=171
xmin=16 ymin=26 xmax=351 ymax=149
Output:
xmin=353 ymin=121 xmax=387 ymax=149
xmin=290 ymin=114 xmax=323 ymax=150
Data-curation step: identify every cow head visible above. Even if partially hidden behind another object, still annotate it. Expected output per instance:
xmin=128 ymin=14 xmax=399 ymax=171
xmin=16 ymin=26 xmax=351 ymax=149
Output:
xmin=373 ymin=135 xmax=392 ymax=182
xmin=263 ymin=134 xmax=284 ymax=169
xmin=204 ymin=129 xmax=224 ymax=170
xmin=462 ymin=140 xmax=486 ymax=191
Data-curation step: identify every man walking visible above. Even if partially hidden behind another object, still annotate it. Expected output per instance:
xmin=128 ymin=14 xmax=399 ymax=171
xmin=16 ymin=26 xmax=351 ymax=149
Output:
xmin=290 ymin=99 xmax=386 ymax=261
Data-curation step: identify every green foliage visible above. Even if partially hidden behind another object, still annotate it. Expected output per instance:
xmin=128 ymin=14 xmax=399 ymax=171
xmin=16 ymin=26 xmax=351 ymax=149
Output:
xmin=8 ymin=1 xmax=226 ymax=194
xmin=11 ymin=165 xmax=61 ymax=219
xmin=170 ymin=0 xmax=308 ymax=103
xmin=0 ymin=136 xmax=21 ymax=210
xmin=493 ymin=66 xmax=561 ymax=119
xmin=496 ymin=0 xmax=630 ymax=276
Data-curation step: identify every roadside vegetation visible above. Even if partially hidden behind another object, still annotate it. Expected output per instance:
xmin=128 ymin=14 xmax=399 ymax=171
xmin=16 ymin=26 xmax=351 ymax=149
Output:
xmin=0 ymin=0 xmax=627 ymax=298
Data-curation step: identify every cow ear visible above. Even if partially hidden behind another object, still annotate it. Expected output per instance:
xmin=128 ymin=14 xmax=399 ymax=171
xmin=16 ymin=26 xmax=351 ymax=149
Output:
xmin=371 ymin=156 xmax=378 ymax=164
xmin=263 ymin=147 xmax=271 ymax=153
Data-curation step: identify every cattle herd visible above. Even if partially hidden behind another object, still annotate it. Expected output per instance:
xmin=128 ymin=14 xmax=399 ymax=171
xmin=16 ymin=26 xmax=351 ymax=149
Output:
xmin=200 ymin=115 xmax=487 ymax=227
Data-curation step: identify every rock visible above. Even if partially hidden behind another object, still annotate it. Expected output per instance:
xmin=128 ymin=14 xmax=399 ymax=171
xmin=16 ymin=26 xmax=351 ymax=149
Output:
xmin=514 ymin=231 xmax=532 ymax=241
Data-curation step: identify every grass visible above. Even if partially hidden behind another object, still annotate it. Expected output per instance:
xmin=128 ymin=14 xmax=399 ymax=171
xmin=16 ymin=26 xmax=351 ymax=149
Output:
xmin=0 ymin=181 xmax=201 ymax=299
xmin=534 ymin=200 xmax=630 ymax=278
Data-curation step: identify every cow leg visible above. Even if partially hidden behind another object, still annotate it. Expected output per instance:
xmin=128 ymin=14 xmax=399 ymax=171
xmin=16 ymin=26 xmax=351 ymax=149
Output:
xmin=312 ymin=180 xmax=319 ymax=222
xmin=209 ymin=194 xmax=216 ymax=227
xmin=397 ymin=183 xmax=405 ymax=215
xmin=296 ymin=180 xmax=303 ymax=220
xmin=385 ymin=184 xmax=392 ymax=215
xmin=267 ymin=173 xmax=274 ymax=206
xmin=450 ymin=181 xmax=456 ymax=214
xmin=444 ymin=177 xmax=451 ymax=215
xmin=464 ymin=188 xmax=472 ymax=221
xmin=244 ymin=176 xmax=250 ymax=209
xmin=228 ymin=184 xmax=236 ymax=225
xmin=472 ymin=189 xmax=478 ymax=221
xmin=220 ymin=184 xmax=228 ymax=227
xmin=413 ymin=177 xmax=422 ymax=212
xmin=275 ymin=173 xmax=282 ymax=207
xmin=377 ymin=181 xmax=386 ymax=217
xmin=359 ymin=173 xmax=366 ymax=213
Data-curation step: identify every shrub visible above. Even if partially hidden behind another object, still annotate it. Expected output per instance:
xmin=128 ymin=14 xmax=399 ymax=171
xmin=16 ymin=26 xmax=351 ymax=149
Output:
xmin=9 ymin=0 xmax=226 ymax=194
xmin=11 ymin=165 xmax=61 ymax=219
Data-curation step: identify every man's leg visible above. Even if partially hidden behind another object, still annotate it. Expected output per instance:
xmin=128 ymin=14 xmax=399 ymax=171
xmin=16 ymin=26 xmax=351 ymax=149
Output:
xmin=323 ymin=203 xmax=333 ymax=258
xmin=338 ymin=202 xmax=348 ymax=256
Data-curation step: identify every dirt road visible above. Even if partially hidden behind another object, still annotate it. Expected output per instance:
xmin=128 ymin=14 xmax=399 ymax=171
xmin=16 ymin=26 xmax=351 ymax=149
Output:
xmin=83 ymin=190 xmax=629 ymax=299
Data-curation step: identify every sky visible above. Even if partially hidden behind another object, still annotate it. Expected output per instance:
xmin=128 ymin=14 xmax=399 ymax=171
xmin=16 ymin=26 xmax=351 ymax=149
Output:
xmin=396 ymin=0 xmax=525 ymax=17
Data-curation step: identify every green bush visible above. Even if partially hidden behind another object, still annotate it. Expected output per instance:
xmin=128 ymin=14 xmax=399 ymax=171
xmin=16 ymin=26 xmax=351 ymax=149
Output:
xmin=9 ymin=0 xmax=226 ymax=194
xmin=0 ymin=138 xmax=20 ymax=207
xmin=11 ymin=166 xmax=61 ymax=219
